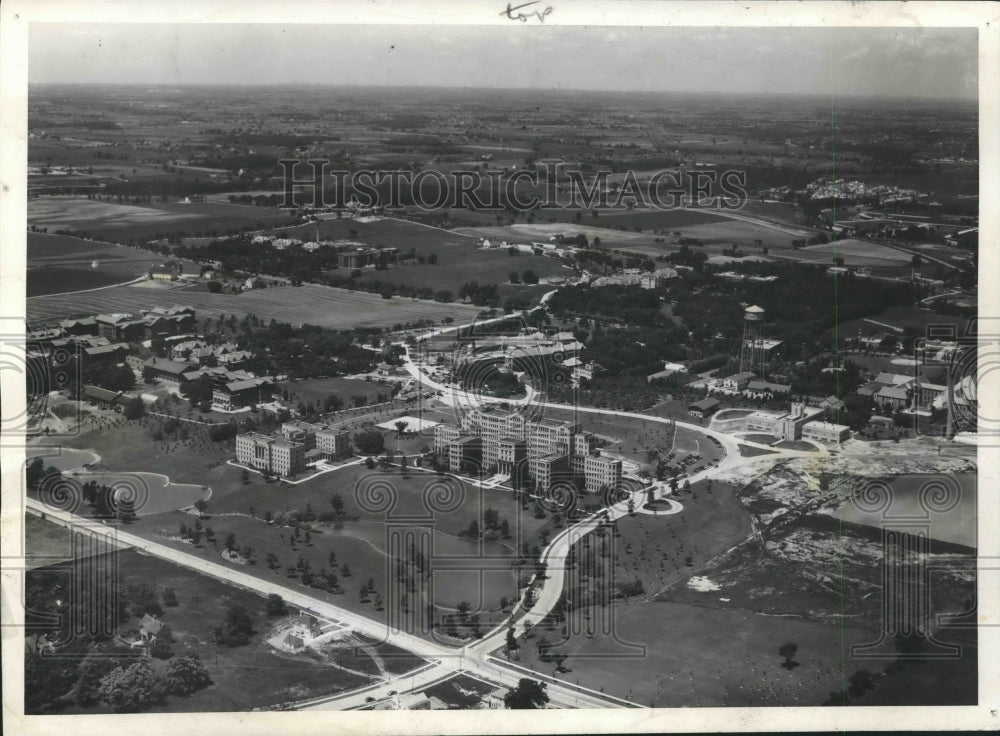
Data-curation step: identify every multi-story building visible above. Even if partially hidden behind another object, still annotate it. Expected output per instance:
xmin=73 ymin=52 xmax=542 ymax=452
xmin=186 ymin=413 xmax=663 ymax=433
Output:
xmin=461 ymin=406 xmax=528 ymax=470
xmin=212 ymin=378 xmax=273 ymax=411
xmin=236 ymin=432 xmax=305 ymax=478
xmin=496 ymin=438 xmax=527 ymax=479
xmin=437 ymin=408 xmax=616 ymax=491
xmin=582 ymin=454 xmax=622 ymax=494
xmin=527 ymin=418 xmax=579 ymax=478
xmin=801 ymin=420 xmax=851 ymax=443
xmin=434 ymin=423 xmax=462 ymax=455
xmin=448 ymin=435 xmax=483 ymax=472
xmin=721 ymin=372 xmax=756 ymax=392
xmin=533 ymin=453 xmax=568 ymax=492
xmin=281 ymin=420 xmax=320 ymax=450
xmin=316 ymin=426 xmax=351 ymax=460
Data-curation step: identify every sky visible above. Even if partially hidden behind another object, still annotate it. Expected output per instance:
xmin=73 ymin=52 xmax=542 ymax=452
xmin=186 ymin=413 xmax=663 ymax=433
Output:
xmin=28 ymin=24 xmax=978 ymax=100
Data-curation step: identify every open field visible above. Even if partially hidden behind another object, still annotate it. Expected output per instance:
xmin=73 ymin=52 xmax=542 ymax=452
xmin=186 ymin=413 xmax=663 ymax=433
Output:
xmin=830 ymin=304 xmax=971 ymax=339
xmin=121 ymin=461 xmax=544 ymax=626
xmin=24 ymin=532 xmax=423 ymax=712
xmin=285 ymin=217 xmax=476 ymax=252
xmin=454 ymin=222 xmax=658 ymax=246
xmin=539 ymin=404 xmax=724 ymax=472
xmin=27 ymin=281 xmax=481 ymax=329
xmin=281 ymin=377 xmax=397 ymax=409
xmin=27 ymin=233 xmax=180 ymax=296
xmin=517 ymin=598 xmax=880 ymax=707
xmin=590 ymin=208 xmax=735 ymax=230
xmin=781 ymin=238 xmax=913 ymax=267
xmin=286 ymin=216 xmax=572 ymax=290
xmin=28 ymin=197 xmax=298 ymax=243
xmin=609 ymin=478 xmax=753 ymax=595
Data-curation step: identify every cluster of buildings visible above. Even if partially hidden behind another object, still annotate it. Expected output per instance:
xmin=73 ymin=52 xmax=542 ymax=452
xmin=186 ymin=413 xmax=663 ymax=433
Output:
xmin=235 ymin=420 xmax=352 ymax=478
xmin=25 ymin=307 xmax=203 ymax=390
xmin=590 ymin=266 xmax=678 ymax=290
xmin=137 ymin=356 xmax=274 ymax=411
xmin=433 ymin=406 xmax=622 ymax=494
xmin=806 ymin=178 xmax=921 ymax=205
xmin=58 ymin=306 xmax=196 ymax=344
xmin=169 ymin=338 xmax=253 ymax=367
xmin=688 ymin=398 xmax=852 ymax=443
xmin=248 ymin=233 xmax=400 ymax=268
xmin=857 ymin=370 xmax=949 ymax=413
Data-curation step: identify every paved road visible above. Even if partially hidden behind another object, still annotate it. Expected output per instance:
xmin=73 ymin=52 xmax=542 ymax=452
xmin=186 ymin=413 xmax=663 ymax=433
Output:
xmin=26 ymin=498 xmax=635 ymax=710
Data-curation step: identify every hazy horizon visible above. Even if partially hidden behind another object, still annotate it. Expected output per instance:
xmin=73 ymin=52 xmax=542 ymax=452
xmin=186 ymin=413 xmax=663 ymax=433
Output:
xmin=29 ymin=24 xmax=978 ymax=101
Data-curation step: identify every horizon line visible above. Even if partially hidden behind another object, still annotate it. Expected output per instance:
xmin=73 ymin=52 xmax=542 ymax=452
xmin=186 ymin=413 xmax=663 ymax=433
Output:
xmin=26 ymin=81 xmax=978 ymax=103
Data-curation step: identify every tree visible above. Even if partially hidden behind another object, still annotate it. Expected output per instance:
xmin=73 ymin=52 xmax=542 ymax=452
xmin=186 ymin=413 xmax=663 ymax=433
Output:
xmin=161 ymin=587 xmax=178 ymax=607
xmin=503 ymin=678 xmax=549 ymax=709
xmin=117 ymin=497 xmax=137 ymax=524
xmin=99 ymin=661 xmax=160 ymax=712
xmin=215 ymin=605 xmax=254 ymax=647
xmin=779 ymin=641 xmax=799 ymax=669
xmin=122 ymin=397 xmax=145 ymax=420
xmin=266 ymin=593 xmax=287 ymax=616
xmin=163 ymin=653 xmax=212 ymax=696
xmin=354 ymin=429 xmax=385 ymax=455
xmin=125 ymin=582 xmax=162 ymax=618
xmin=394 ymin=420 xmax=409 ymax=438
xmin=341 ymin=563 xmax=351 ymax=577
xmin=509 ymin=271 xmax=521 ymax=284
xmin=26 ymin=457 xmax=45 ymax=489
xmin=522 ymin=269 xmax=539 ymax=285
xmin=506 ymin=626 xmax=519 ymax=651
xmin=428 ymin=253 xmax=438 ymax=265
xmin=194 ymin=499 xmax=209 ymax=517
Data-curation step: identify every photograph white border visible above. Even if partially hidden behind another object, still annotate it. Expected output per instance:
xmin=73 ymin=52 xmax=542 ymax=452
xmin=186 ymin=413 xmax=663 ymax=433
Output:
xmin=2 ymin=1 xmax=997 ymax=733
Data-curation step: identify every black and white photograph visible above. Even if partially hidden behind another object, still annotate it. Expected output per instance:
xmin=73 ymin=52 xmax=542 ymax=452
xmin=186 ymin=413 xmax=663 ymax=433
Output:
xmin=2 ymin=1 xmax=997 ymax=732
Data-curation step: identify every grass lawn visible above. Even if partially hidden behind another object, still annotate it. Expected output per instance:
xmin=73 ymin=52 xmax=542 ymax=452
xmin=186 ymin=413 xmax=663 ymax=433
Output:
xmin=24 ymin=526 xmax=426 ymax=713
xmin=739 ymin=444 xmax=780 ymax=457
xmin=281 ymin=376 xmax=395 ymax=409
xmin=607 ymin=479 xmax=753 ymax=596
xmin=539 ymin=405 xmax=724 ymax=473
xmin=516 ymin=599 xmax=878 ymax=707
xmin=117 ymin=460 xmax=568 ymax=632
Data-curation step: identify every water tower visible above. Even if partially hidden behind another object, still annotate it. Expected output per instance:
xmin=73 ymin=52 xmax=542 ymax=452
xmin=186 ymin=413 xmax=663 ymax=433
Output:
xmin=738 ymin=305 xmax=766 ymax=376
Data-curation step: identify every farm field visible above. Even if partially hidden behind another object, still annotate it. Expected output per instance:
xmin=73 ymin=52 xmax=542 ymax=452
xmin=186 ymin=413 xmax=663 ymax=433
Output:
xmin=589 ymin=208 xmax=733 ymax=230
xmin=26 ymin=233 xmax=178 ymax=297
xmin=782 ymin=238 xmax=912 ymax=267
xmin=830 ymin=304 xmax=970 ymax=339
xmin=454 ymin=222 xmax=658 ymax=246
xmin=27 ymin=268 xmax=140 ymax=297
xmin=27 ymin=281 xmax=481 ymax=329
xmin=27 ymin=197 xmax=299 ymax=243
xmin=283 ymin=217 xmax=476 ymax=254
xmin=355 ymin=251 xmax=571 ymax=293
